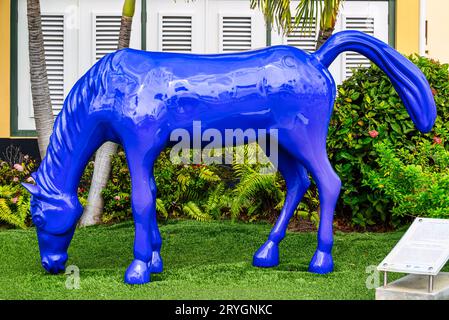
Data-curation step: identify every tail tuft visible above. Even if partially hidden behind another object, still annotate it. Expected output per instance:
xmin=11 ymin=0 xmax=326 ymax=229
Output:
xmin=313 ymin=30 xmax=436 ymax=133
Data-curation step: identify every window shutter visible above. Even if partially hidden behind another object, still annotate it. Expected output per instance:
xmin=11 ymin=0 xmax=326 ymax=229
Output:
xmin=161 ymin=16 xmax=192 ymax=52
xmin=221 ymin=16 xmax=252 ymax=52
xmin=344 ymin=17 xmax=375 ymax=78
xmin=94 ymin=15 xmax=121 ymax=61
xmin=286 ymin=18 xmax=317 ymax=52
xmin=42 ymin=14 xmax=65 ymax=113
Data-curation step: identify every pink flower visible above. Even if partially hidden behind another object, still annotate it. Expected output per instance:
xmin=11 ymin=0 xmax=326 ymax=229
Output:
xmin=431 ymin=88 xmax=438 ymax=96
xmin=11 ymin=197 xmax=18 ymax=204
xmin=114 ymin=196 xmax=121 ymax=201
xmin=12 ymin=177 xmax=19 ymax=183
xmin=434 ymin=136 xmax=443 ymax=145
xmin=13 ymin=164 xmax=24 ymax=172
xmin=369 ymin=130 xmax=379 ymax=138
xmin=26 ymin=176 xmax=35 ymax=183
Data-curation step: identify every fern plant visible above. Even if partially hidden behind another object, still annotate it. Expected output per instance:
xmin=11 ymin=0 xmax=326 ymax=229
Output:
xmin=204 ymin=182 xmax=233 ymax=219
xmin=182 ymin=201 xmax=212 ymax=222
xmin=275 ymin=188 xmax=320 ymax=228
xmin=0 ymin=185 xmax=30 ymax=229
xmin=230 ymin=161 xmax=284 ymax=220
xmin=156 ymin=198 xmax=169 ymax=219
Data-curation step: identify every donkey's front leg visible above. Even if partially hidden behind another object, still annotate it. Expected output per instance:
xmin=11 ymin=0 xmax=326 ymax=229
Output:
xmin=148 ymin=177 xmax=163 ymax=274
xmin=124 ymin=157 xmax=158 ymax=284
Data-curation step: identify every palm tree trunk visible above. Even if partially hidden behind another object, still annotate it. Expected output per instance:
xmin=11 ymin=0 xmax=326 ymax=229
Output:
xmin=79 ymin=2 xmax=135 ymax=227
xmin=316 ymin=27 xmax=335 ymax=50
xmin=27 ymin=0 xmax=54 ymax=159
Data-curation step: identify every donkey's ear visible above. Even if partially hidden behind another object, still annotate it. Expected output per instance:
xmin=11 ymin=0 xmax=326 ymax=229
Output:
xmin=21 ymin=182 xmax=41 ymax=197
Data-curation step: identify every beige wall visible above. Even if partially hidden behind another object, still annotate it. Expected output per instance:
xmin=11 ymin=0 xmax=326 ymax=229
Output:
xmin=426 ymin=0 xmax=449 ymax=63
xmin=0 ymin=0 xmax=10 ymax=138
xmin=396 ymin=0 xmax=420 ymax=55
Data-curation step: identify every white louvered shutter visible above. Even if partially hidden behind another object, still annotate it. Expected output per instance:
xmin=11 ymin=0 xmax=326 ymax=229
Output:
xmin=220 ymin=16 xmax=252 ymax=52
xmin=17 ymin=0 xmax=141 ymax=131
xmin=94 ymin=15 xmax=121 ymax=61
xmin=286 ymin=18 xmax=318 ymax=52
xmin=343 ymin=17 xmax=375 ymax=78
xmin=42 ymin=14 xmax=65 ymax=113
xmin=160 ymin=16 xmax=192 ymax=52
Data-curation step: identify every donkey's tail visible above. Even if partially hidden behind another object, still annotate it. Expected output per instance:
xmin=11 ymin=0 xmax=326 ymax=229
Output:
xmin=313 ymin=30 xmax=436 ymax=133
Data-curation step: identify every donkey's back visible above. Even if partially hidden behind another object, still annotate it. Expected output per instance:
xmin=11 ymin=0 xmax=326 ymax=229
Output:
xmin=94 ymin=46 xmax=335 ymax=134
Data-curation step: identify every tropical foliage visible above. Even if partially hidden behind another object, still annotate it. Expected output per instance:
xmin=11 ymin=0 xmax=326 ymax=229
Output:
xmin=250 ymin=0 xmax=343 ymax=48
xmin=76 ymin=144 xmax=321 ymax=226
xmin=0 ymin=185 xmax=30 ymax=229
xmin=328 ymin=55 xmax=449 ymax=227
xmin=364 ymin=141 xmax=449 ymax=220
xmin=0 ymin=149 xmax=36 ymax=229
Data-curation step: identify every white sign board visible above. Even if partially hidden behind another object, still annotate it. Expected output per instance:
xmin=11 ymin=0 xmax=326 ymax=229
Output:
xmin=378 ymin=218 xmax=449 ymax=276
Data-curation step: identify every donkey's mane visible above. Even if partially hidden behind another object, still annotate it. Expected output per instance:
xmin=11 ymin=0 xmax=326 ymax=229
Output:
xmin=35 ymin=94 xmax=86 ymax=195
xmin=35 ymin=53 xmax=114 ymax=196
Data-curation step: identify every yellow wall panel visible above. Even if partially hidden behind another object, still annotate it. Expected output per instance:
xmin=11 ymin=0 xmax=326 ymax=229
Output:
xmin=426 ymin=0 xmax=449 ymax=63
xmin=0 ymin=0 xmax=11 ymax=138
xmin=396 ymin=0 xmax=420 ymax=55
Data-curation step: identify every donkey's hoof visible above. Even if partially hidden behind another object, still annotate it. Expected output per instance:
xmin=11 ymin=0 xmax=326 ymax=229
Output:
xmin=308 ymin=250 xmax=334 ymax=274
xmin=253 ymin=240 xmax=279 ymax=268
xmin=124 ymin=259 xmax=150 ymax=284
xmin=149 ymin=251 xmax=163 ymax=274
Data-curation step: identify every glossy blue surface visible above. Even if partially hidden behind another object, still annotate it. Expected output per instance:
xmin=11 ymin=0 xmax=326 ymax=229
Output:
xmin=22 ymin=31 xmax=436 ymax=285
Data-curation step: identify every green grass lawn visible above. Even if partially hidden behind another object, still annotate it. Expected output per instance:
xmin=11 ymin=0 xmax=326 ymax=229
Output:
xmin=0 ymin=219 xmax=407 ymax=300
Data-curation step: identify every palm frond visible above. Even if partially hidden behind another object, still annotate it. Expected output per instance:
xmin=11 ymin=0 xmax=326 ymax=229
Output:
xmin=250 ymin=0 xmax=342 ymax=35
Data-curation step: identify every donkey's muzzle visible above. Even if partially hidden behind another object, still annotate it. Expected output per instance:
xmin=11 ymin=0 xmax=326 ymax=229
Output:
xmin=41 ymin=253 xmax=68 ymax=274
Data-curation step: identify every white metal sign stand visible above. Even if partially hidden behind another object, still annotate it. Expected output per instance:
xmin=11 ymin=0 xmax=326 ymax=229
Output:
xmin=377 ymin=218 xmax=449 ymax=298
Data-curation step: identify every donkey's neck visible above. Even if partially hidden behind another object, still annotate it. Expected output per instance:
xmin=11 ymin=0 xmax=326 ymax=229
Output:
xmin=36 ymin=107 xmax=108 ymax=197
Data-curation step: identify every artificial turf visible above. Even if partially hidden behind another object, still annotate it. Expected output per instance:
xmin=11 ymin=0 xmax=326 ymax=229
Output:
xmin=0 ymin=219 xmax=409 ymax=300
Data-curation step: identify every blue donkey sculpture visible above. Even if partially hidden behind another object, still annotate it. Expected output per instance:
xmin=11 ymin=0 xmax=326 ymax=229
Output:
xmin=22 ymin=31 xmax=436 ymax=285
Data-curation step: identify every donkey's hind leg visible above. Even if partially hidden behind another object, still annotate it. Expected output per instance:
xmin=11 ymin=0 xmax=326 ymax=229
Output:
xmin=279 ymin=132 xmax=341 ymax=274
xmin=253 ymin=147 xmax=310 ymax=268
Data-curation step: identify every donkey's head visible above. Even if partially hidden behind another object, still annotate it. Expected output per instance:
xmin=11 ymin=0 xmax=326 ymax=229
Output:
xmin=22 ymin=183 xmax=82 ymax=274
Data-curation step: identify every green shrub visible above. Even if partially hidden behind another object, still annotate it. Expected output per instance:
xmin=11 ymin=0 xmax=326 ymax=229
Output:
xmin=0 ymin=149 xmax=36 ymax=229
xmin=328 ymin=55 xmax=449 ymax=227
xmin=78 ymin=149 xmax=230 ymax=223
xmin=364 ymin=141 xmax=449 ymax=219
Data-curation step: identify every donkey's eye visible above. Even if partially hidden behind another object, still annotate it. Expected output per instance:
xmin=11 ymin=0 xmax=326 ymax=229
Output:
xmin=31 ymin=201 xmax=41 ymax=211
